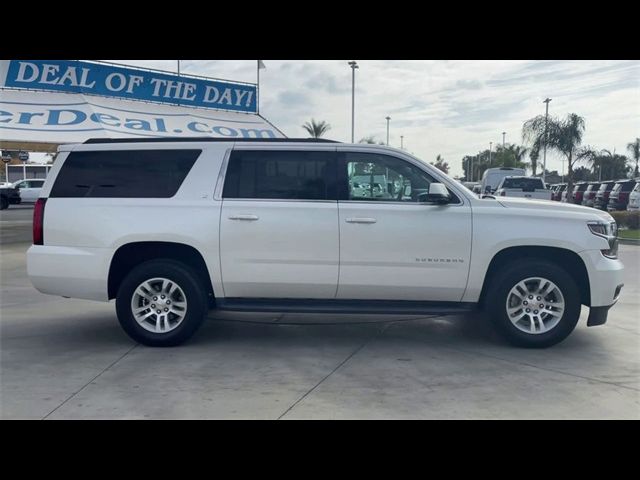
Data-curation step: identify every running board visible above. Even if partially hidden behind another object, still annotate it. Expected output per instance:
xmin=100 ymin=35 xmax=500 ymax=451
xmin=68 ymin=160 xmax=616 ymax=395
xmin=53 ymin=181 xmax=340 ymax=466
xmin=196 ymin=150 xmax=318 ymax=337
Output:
xmin=216 ymin=298 xmax=477 ymax=315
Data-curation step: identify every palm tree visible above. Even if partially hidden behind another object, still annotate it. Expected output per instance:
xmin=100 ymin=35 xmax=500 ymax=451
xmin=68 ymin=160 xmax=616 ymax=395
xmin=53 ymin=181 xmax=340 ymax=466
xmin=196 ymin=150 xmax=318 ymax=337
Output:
xmin=359 ymin=136 xmax=377 ymax=144
xmin=529 ymin=140 xmax=540 ymax=176
xmin=627 ymin=138 xmax=640 ymax=177
xmin=523 ymin=113 xmax=586 ymax=201
xmin=302 ymin=119 xmax=331 ymax=138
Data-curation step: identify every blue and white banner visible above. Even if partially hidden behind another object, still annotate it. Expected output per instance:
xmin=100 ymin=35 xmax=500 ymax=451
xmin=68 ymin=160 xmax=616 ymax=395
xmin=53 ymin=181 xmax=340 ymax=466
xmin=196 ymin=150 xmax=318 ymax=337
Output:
xmin=0 ymin=60 xmax=257 ymax=113
xmin=0 ymin=89 xmax=284 ymax=143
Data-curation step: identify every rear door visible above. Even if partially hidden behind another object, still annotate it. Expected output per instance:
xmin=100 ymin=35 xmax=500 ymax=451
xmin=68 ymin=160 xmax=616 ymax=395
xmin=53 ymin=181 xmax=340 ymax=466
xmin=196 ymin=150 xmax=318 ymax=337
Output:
xmin=219 ymin=147 xmax=339 ymax=298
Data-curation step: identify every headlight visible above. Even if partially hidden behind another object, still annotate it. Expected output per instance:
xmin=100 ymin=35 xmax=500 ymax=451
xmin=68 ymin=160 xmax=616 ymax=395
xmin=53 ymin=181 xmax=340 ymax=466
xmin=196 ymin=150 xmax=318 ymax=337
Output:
xmin=588 ymin=221 xmax=618 ymax=259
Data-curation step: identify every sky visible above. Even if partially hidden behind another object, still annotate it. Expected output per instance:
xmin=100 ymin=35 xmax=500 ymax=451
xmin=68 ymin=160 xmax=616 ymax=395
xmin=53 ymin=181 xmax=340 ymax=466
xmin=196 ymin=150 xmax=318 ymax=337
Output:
xmin=107 ymin=60 xmax=640 ymax=178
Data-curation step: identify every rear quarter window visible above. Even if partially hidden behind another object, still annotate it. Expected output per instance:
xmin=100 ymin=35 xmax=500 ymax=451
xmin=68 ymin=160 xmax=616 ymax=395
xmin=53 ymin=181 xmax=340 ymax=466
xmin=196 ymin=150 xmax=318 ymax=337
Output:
xmin=50 ymin=149 xmax=200 ymax=198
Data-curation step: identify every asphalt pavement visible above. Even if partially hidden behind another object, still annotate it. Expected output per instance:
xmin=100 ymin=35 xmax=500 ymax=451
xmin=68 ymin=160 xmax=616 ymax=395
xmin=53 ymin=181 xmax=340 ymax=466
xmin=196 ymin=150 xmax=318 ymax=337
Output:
xmin=1 ymin=205 xmax=639 ymax=419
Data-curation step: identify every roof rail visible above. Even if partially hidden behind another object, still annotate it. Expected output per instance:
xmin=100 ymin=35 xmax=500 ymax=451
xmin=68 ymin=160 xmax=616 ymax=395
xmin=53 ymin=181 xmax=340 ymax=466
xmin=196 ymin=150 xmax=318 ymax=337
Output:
xmin=83 ymin=137 xmax=341 ymax=144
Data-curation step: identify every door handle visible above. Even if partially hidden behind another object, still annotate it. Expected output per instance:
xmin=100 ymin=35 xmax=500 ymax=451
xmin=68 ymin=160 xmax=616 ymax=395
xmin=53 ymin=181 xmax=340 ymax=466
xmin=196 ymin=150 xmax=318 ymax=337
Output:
xmin=345 ymin=217 xmax=377 ymax=224
xmin=229 ymin=214 xmax=259 ymax=221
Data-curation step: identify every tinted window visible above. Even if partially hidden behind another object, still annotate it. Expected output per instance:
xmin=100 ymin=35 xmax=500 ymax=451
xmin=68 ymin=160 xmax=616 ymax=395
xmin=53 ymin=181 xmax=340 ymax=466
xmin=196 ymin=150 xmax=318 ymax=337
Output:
xmin=501 ymin=177 xmax=544 ymax=190
xmin=222 ymin=150 xmax=336 ymax=200
xmin=50 ymin=150 xmax=200 ymax=198
xmin=598 ymin=182 xmax=615 ymax=192
xmin=573 ymin=183 xmax=589 ymax=192
xmin=31 ymin=180 xmax=45 ymax=188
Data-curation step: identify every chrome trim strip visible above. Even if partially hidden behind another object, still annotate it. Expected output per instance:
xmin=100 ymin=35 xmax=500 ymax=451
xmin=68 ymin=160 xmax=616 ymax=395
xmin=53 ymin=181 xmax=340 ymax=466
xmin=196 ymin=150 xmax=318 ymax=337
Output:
xmin=213 ymin=146 xmax=232 ymax=201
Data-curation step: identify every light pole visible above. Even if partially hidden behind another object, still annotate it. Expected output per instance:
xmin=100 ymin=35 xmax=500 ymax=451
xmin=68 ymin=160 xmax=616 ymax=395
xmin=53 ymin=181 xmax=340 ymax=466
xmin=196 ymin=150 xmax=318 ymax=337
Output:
xmin=489 ymin=141 xmax=492 ymax=167
xmin=400 ymin=135 xmax=404 ymax=149
xmin=385 ymin=116 xmax=391 ymax=146
xmin=177 ymin=60 xmax=180 ymax=77
xmin=502 ymin=132 xmax=506 ymax=149
xmin=348 ymin=61 xmax=358 ymax=143
xmin=542 ymin=97 xmax=552 ymax=182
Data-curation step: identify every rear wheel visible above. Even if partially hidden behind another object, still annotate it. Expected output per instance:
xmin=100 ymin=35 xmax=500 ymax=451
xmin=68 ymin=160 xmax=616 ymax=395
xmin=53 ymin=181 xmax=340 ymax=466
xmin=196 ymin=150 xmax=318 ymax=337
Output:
xmin=115 ymin=259 xmax=207 ymax=346
xmin=485 ymin=259 xmax=581 ymax=348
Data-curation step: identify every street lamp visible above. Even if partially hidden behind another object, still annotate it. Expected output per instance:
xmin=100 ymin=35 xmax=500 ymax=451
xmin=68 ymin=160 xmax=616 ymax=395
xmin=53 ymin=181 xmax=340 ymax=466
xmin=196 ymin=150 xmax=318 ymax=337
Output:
xmin=348 ymin=61 xmax=359 ymax=143
xmin=400 ymin=135 xmax=404 ymax=149
xmin=385 ymin=116 xmax=391 ymax=145
xmin=489 ymin=141 xmax=492 ymax=167
xmin=542 ymin=98 xmax=552 ymax=182
xmin=502 ymin=132 xmax=506 ymax=149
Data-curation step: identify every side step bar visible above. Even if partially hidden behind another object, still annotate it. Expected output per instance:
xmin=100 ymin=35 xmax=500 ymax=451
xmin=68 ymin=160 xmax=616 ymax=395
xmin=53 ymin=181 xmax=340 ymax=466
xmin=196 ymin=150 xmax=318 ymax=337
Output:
xmin=216 ymin=298 xmax=477 ymax=316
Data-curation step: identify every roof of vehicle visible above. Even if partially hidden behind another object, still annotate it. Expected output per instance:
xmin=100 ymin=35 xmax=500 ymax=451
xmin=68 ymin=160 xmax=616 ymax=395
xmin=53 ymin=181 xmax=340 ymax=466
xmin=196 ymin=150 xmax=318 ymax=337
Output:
xmin=83 ymin=137 xmax=340 ymax=144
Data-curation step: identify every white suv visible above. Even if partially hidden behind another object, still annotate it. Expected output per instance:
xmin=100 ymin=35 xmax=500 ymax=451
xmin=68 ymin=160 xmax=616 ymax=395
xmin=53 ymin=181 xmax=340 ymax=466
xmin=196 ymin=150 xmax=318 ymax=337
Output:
xmin=27 ymin=138 xmax=624 ymax=348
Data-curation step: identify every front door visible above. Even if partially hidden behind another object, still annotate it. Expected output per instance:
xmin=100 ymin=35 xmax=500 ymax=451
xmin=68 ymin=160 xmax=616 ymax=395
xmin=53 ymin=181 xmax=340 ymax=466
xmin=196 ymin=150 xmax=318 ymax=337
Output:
xmin=336 ymin=151 xmax=472 ymax=302
xmin=220 ymin=148 xmax=339 ymax=299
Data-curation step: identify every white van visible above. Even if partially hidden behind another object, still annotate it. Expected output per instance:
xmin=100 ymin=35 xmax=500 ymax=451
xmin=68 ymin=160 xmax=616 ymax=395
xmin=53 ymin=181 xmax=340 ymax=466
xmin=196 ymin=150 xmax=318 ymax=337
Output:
xmin=481 ymin=167 xmax=526 ymax=194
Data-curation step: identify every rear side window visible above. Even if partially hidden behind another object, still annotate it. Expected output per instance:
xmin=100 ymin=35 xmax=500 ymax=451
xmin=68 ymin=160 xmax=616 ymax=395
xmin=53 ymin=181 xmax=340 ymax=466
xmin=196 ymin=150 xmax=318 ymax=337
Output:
xmin=50 ymin=150 xmax=200 ymax=198
xmin=501 ymin=178 xmax=544 ymax=190
xmin=222 ymin=150 xmax=336 ymax=200
xmin=598 ymin=182 xmax=614 ymax=192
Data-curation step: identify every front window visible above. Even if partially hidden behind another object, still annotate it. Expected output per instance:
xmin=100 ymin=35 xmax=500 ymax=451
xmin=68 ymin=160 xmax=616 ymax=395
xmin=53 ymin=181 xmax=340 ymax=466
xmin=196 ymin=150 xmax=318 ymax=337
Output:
xmin=341 ymin=152 xmax=443 ymax=203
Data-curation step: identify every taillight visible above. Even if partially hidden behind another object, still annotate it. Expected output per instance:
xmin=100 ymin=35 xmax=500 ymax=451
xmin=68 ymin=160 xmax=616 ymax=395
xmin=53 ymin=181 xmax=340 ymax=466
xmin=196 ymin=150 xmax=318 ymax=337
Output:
xmin=620 ymin=192 xmax=629 ymax=201
xmin=33 ymin=198 xmax=46 ymax=245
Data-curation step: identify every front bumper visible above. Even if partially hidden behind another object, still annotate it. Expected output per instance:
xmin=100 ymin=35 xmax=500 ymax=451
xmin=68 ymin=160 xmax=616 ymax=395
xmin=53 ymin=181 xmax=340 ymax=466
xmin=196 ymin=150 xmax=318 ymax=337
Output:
xmin=579 ymin=248 xmax=624 ymax=307
xmin=587 ymin=305 xmax=615 ymax=326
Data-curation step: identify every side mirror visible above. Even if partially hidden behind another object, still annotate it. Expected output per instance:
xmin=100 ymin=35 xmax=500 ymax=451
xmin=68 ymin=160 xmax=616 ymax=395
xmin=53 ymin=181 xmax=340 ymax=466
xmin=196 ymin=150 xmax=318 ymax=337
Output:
xmin=420 ymin=183 xmax=451 ymax=204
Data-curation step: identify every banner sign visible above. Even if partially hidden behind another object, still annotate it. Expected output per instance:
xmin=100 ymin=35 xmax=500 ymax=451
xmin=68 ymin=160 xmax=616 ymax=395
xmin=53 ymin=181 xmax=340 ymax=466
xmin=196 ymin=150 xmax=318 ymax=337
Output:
xmin=0 ymin=60 xmax=257 ymax=113
xmin=0 ymin=89 xmax=283 ymax=143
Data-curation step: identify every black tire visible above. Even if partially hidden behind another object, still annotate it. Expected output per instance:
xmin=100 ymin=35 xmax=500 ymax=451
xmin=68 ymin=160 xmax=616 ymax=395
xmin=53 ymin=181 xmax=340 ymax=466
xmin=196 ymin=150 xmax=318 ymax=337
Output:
xmin=485 ymin=259 xmax=581 ymax=348
xmin=0 ymin=196 xmax=8 ymax=210
xmin=115 ymin=259 xmax=208 ymax=347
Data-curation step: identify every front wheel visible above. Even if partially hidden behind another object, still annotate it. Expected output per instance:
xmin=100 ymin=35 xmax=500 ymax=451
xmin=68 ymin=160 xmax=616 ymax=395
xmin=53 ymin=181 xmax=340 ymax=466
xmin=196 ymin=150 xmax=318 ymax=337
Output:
xmin=485 ymin=259 xmax=581 ymax=348
xmin=115 ymin=259 xmax=207 ymax=347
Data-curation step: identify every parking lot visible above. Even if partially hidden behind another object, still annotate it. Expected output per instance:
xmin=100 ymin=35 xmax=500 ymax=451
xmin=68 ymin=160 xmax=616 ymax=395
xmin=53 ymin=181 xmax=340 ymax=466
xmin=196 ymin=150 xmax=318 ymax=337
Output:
xmin=1 ymin=204 xmax=639 ymax=419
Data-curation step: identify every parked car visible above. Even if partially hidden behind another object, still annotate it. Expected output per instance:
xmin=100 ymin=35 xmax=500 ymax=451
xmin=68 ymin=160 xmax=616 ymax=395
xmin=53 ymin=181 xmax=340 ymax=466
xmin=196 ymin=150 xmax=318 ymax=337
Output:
xmin=570 ymin=182 xmax=590 ymax=204
xmin=607 ymin=179 xmax=637 ymax=211
xmin=0 ymin=184 xmax=21 ymax=210
xmin=552 ymin=183 xmax=567 ymax=202
xmin=581 ymin=182 xmax=601 ymax=208
xmin=594 ymin=181 xmax=616 ymax=210
xmin=11 ymin=179 xmax=46 ymax=203
xmin=481 ymin=167 xmax=526 ymax=194
xmin=627 ymin=182 xmax=640 ymax=211
xmin=494 ymin=176 xmax=551 ymax=200
xmin=27 ymin=138 xmax=624 ymax=348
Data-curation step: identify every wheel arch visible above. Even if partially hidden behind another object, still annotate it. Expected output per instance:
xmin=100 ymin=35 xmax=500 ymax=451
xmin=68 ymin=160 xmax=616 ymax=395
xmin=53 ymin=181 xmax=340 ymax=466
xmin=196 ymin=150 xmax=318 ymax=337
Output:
xmin=478 ymin=246 xmax=591 ymax=308
xmin=108 ymin=241 xmax=215 ymax=306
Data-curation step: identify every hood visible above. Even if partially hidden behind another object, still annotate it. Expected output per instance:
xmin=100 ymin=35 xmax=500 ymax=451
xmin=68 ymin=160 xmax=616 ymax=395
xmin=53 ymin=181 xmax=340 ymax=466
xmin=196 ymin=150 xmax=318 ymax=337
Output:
xmin=496 ymin=196 xmax=614 ymax=222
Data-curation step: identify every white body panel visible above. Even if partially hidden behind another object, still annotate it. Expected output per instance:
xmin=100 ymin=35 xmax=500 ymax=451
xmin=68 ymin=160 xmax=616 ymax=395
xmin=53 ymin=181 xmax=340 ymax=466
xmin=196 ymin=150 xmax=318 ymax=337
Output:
xmin=336 ymin=201 xmax=471 ymax=301
xmin=494 ymin=188 xmax=552 ymax=200
xmin=12 ymin=179 xmax=44 ymax=203
xmin=220 ymin=200 xmax=339 ymax=298
xmin=26 ymin=141 xmax=624 ymax=313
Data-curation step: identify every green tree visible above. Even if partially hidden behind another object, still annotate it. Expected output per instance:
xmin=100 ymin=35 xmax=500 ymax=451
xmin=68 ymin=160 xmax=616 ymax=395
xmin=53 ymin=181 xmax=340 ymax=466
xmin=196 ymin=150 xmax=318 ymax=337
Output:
xmin=431 ymin=154 xmax=449 ymax=174
xmin=627 ymin=138 xmax=640 ymax=177
xmin=523 ymin=113 xmax=586 ymax=201
xmin=587 ymin=149 xmax=631 ymax=181
xmin=302 ymin=119 xmax=331 ymax=138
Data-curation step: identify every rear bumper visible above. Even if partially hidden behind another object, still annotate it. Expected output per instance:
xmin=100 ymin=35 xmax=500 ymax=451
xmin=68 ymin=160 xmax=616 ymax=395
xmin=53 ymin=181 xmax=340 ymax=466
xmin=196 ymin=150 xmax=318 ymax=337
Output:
xmin=27 ymin=245 xmax=111 ymax=302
